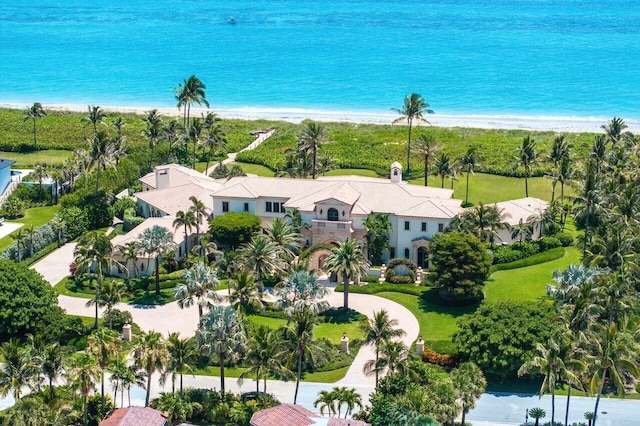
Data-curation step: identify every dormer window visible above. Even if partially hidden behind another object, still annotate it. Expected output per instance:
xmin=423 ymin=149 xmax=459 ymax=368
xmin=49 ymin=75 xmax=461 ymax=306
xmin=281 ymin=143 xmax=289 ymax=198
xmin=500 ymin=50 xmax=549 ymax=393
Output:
xmin=328 ymin=208 xmax=339 ymax=221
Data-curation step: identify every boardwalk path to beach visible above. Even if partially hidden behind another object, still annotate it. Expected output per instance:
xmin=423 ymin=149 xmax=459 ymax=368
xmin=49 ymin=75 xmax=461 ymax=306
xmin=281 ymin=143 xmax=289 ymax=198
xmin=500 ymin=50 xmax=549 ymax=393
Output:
xmin=203 ymin=128 xmax=276 ymax=177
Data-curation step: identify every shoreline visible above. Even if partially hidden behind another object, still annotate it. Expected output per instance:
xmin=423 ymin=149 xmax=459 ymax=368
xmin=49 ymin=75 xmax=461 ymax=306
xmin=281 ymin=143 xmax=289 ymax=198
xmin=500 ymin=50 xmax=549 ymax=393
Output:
xmin=3 ymin=102 xmax=639 ymax=133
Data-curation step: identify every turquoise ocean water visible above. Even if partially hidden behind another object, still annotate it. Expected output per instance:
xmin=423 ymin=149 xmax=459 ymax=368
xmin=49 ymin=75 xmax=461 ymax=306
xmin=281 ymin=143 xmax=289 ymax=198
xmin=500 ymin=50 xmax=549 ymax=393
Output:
xmin=1 ymin=0 xmax=639 ymax=119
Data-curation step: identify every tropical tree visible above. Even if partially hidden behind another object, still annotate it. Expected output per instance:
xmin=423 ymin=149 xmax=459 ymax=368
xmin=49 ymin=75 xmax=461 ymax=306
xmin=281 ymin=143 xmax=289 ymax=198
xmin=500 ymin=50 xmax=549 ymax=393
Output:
xmin=143 ymin=109 xmax=163 ymax=166
xmin=117 ymin=241 xmax=140 ymax=278
xmin=392 ymin=93 xmax=434 ymax=175
xmin=555 ymin=155 xmax=574 ymax=201
xmin=99 ymin=280 xmax=125 ymax=329
xmin=24 ymin=102 xmax=47 ymax=149
xmin=364 ymin=340 xmax=413 ymax=381
xmin=133 ymin=330 xmax=169 ymax=407
xmin=457 ymin=203 xmax=509 ymax=246
xmin=297 ymin=121 xmax=327 ymax=179
xmin=314 ymin=389 xmax=337 ymax=417
xmin=188 ymin=195 xmax=208 ymax=251
xmin=451 ymin=362 xmax=486 ymax=426
xmin=87 ymin=130 xmax=115 ymax=191
xmin=202 ymin=120 xmax=227 ymax=173
xmin=197 ymin=305 xmax=247 ymax=394
xmin=0 ymin=339 xmax=37 ymax=401
xmin=338 ymin=387 xmax=363 ymax=419
xmin=173 ymin=210 xmax=197 ymax=255
xmin=264 ymin=217 xmax=301 ymax=264
xmin=274 ymin=270 xmax=330 ymax=316
xmin=601 ymin=117 xmax=633 ymax=146
xmin=83 ymin=105 xmax=107 ymax=135
xmin=188 ymin=118 xmax=204 ymax=169
xmin=111 ymin=116 xmax=128 ymax=165
xmin=36 ymin=342 xmax=65 ymax=400
xmin=573 ymin=159 xmax=599 ymax=256
xmin=528 ymin=407 xmax=546 ymax=426
xmin=165 ymin=332 xmax=199 ymax=395
xmin=411 ymin=133 xmax=441 ymax=186
xmin=360 ymin=309 xmax=406 ymax=386
xmin=324 ymin=239 xmax=370 ymax=309
xmin=240 ymin=235 xmax=282 ymax=287
xmin=31 ymin=164 xmax=49 ymax=201
xmin=67 ymin=352 xmax=101 ymax=426
xmin=434 ymin=152 xmax=453 ymax=188
xmin=138 ymin=225 xmax=175 ymax=295
xmin=459 ymin=147 xmax=478 ymax=205
xmin=87 ymin=328 xmax=121 ymax=413
xmin=74 ymin=231 xmax=127 ymax=328
xmin=516 ymin=135 xmax=537 ymax=197
xmin=153 ymin=392 xmax=202 ymax=425
xmin=511 ymin=218 xmax=533 ymax=242
xmin=174 ymin=262 xmax=221 ymax=318
xmin=363 ymin=213 xmax=392 ymax=265
xmin=228 ymin=270 xmax=264 ymax=316
xmin=174 ymin=75 xmax=209 ymax=130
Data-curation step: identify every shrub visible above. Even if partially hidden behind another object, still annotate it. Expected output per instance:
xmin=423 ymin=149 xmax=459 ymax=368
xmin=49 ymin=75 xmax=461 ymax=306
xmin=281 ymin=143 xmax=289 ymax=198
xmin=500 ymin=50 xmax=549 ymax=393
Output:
xmin=555 ymin=232 xmax=574 ymax=247
xmin=512 ymin=241 xmax=540 ymax=257
xmin=112 ymin=197 xmax=138 ymax=220
xmin=422 ymin=346 xmax=458 ymax=367
xmin=1 ymin=197 xmax=26 ymax=218
xmin=209 ymin=212 xmax=261 ymax=249
xmin=491 ymin=247 xmax=565 ymax=272
xmin=387 ymin=257 xmax=418 ymax=271
xmin=359 ymin=275 xmax=379 ymax=283
xmin=102 ymin=308 xmax=133 ymax=330
xmin=539 ymin=236 xmax=562 ymax=251
xmin=389 ymin=274 xmax=413 ymax=284
xmin=60 ymin=206 xmax=89 ymax=240
xmin=1 ymin=223 xmax=59 ymax=262
xmin=123 ymin=214 xmax=145 ymax=232
xmin=384 ymin=268 xmax=395 ymax=280
xmin=492 ymin=246 xmax=523 ymax=264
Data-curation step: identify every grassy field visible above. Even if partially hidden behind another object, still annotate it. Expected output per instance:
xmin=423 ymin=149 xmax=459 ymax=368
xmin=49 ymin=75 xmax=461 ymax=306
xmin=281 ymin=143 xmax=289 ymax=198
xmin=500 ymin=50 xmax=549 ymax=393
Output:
xmin=0 ymin=204 xmax=61 ymax=251
xmin=0 ymin=150 xmax=73 ymax=167
xmin=229 ymin=162 xmax=276 ymax=177
xmin=323 ymin=168 xmax=380 ymax=178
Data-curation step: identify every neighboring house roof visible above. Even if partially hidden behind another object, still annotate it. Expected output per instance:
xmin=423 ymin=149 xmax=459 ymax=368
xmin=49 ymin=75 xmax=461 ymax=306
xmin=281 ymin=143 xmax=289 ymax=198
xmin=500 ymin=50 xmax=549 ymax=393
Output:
xmin=110 ymin=216 xmax=195 ymax=250
xmin=140 ymin=163 xmax=207 ymax=189
xmin=136 ymin=184 xmax=216 ymax=217
xmin=0 ymin=159 xmax=15 ymax=170
xmin=250 ymin=404 xmax=370 ymax=426
xmin=327 ymin=418 xmax=371 ymax=426
xmin=493 ymin=197 xmax=549 ymax=226
xmin=99 ymin=407 xmax=168 ymax=426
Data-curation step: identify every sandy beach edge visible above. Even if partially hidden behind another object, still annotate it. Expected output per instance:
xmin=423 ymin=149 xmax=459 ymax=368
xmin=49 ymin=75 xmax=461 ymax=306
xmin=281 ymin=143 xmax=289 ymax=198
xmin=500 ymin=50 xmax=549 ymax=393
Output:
xmin=3 ymin=102 xmax=639 ymax=133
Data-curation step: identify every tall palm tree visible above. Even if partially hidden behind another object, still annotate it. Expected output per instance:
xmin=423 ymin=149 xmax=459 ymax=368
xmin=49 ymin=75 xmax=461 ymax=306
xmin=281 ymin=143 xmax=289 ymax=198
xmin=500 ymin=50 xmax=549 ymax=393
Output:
xmin=451 ymin=362 xmax=486 ymax=426
xmin=133 ymin=330 xmax=169 ymax=407
xmin=117 ymin=241 xmax=140 ymax=278
xmin=324 ymin=239 xmax=370 ymax=309
xmin=138 ymin=225 xmax=175 ymax=295
xmin=239 ymin=325 xmax=292 ymax=406
xmin=188 ymin=195 xmax=208 ymax=251
xmin=36 ymin=342 xmax=65 ymax=400
xmin=284 ymin=207 xmax=305 ymax=233
xmin=458 ymin=203 xmax=509 ymax=247
xmin=434 ymin=152 xmax=453 ymax=188
xmin=601 ymin=117 xmax=633 ymax=146
xmin=174 ymin=75 xmax=209 ymax=130
xmin=67 ymin=352 xmax=101 ymax=426
xmin=111 ymin=116 xmax=128 ymax=166
xmin=274 ymin=270 xmax=330 ymax=317
xmin=143 ymin=109 xmax=163 ymax=166
xmin=197 ymin=305 xmax=247 ymax=394
xmin=74 ymin=231 xmax=127 ymax=328
xmin=11 ymin=228 xmax=26 ymax=262
xmin=24 ymin=102 xmax=47 ymax=149
xmin=83 ymin=105 xmax=107 ymax=135
xmin=0 ymin=339 xmax=38 ymax=401
xmin=363 ymin=340 xmax=413 ymax=381
xmin=556 ymin=155 xmax=574 ymax=201
xmin=573 ymin=159 xmax=599 ymax=256
xmin=392 ymin=93 xmax=434 ymax=175
xmin=338 ymin=387 xmax=364 ymax=419
xmin=411 ymin=133 xmax=441 ymax=186
xmin=173 ymin=210 xmax=197 ymax=255
xmin=99 ymin=280 xmax=125 ymax=329
xmin=363 ymin=213 xmax=392 ymax=265
xmin=460 ymin=147 xmax=478 ymax=204
xmin=590 ymin=135 xmax=607 ymax=174
xmin=87 ymin=328 xmax=121 ymax=413
xmin=314 ymin=389 xmax=337 ymax=417
xmin=188 ymin=118 xmax=204 ymax=169
xmin=359 ymin=309 xmax=406 ymax=386
xmin=203 ymin=120 xmax=227 ymax=173
xmin=516 ymin=135 xmax=537 ymax=197
xmin=240 ymin=235 xmax=282 ymax=287
xmin=87 ymin=130 xmax=116 ymax=191
xmin=265 ymin=217 xmax=301 ymax=263
xmin=174 ymin=262 xmax=221 ymax=318
xmin=511 ymin=218 xmax=533 ymax=242
xmin=165 ymin=332 xmax=199 ymax=395
xmin=31 ymin=164 xmax=48 ymax=201
xmin=228 ymin=270 xmax=264 ymax=316
xmin=297 ymin=121 xmax=327 ymax=179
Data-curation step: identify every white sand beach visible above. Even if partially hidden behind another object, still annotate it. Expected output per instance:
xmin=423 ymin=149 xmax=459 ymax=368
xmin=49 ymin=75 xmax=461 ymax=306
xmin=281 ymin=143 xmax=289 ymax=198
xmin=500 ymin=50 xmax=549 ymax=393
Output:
xmin=3 ymin=102 xmax=639 ymax=133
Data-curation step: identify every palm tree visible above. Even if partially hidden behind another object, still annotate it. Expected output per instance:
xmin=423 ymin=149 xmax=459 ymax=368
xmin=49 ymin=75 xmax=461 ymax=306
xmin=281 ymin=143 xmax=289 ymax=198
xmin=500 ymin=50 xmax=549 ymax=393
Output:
xmin=460 ymin=147 xmax=478 ymax=204
xmin=165 ymin=333 xmax=199 ymax=395
xmin=203 ymin=120 xmax=227 ymax=173
xmin=516 ymin=135 xmax=537 ymax=197
xmin=74 ymin=231 xmax=127 ymax=328
xmin=99 ymin=280 xmax=125 ymax=329
xmin=434 ymin=152 xmax=453 ymax=188
xmin=37 ymin=342 xmax=65 ymax=400
xmin=411 ymin=133 xmax=441 ymax=186
xmin=297 ymin=121 xmax=327 ymax=179
xmin=228 ymin=270 xmax=264 ymax=316
xmin=153 ymin=392 xmax=202 ymax=425
xmin=143 ymin=109 xmax=163 ymax=166
xmin=174 ymin=262 xmax=221 ymax=318
xmin=601 ymin=117 xmax=633 ymax=145
xmin=451 ymin=362 xmax=486 ymax=426
xmin=324 ymin=239 xmax=370 ymax=309
xmin=584 ymin=412 xmax=596 ymax=426
xmin=188 ymin=195 xmax=208 ymax=251
xmin=133 ymin=330 xmax=169 ymax=407
xmin=87 ymin=328 xmax=121 ymax=413
xmin=24 ymin=102 xmax=47 ymax=149
xmin=511 ymin=218 xmax=533 ymax=242
xmin=392 ymin=93 xmax=434 ymax=175
xmin=338 ymin=387 xmax=363 ymax=419
xmin=528 ymin=407 xmax=546 ymax=426
xmin=188 ymin=118 xmax=204 ymax=169
xmin=363 ymin=213 xmax=392 ymax=265
xmin=138 ymin=225 xmax=175 ymax=295
xmin=191 ymin=233 xmax=220 ymax=260
xmin=363 ymin=340 xmax=413 ymax=381
xmin=458 ymin=203 xmax=509 ymax=247
xmin=283 ymin=309 xmax=323 ymax=404
xmin=274 ymin=270 xmax=330 ymax=316
xmin=117 ymin=241 xmax=140 ymax=278
xmin=111 ymin=116 xmax=128 ymax=165
xmin=0 ymin=339 xmax=38 ymax=401
xmin=87 ymin=130 xmax=115 ymax=191
xmin=556 ymin=155 xmax=574 ymax=201
xmin=314 ymin=389 xmax=337 ymax=417
xmin=197 ymin=305 xmax=247 ymax=394
xmin=24 ymin=224 xmax=36 ymax=257
xmin=11 ymin=228 xmax=26 ymax=262
xmin=240 ymin=235 xmax=282 ymax=287
xmin=359 ymin=309 xmax=406 ymax=386
xmin=174 ymin=75 xmax=209 ymax=130
xmin=163 ymin=118 xmax=185 ymax=161
xmin=83 ymin=105 xmax=107 ymax=135
xmin=173 ymin=210 xmax=197 ymax=255
xmin=265 ymin=217 xmax=301 ymax=263
xmin=285 ymin=207 xmax=305 ymax=234
xmin=67 ymin=352 xmax=101 ymax=426
xmin=239 ymin=325 xmax=292 ymax=406
xmin=574 ymin=159 xmax=599 ymax=256
xmin=590 ymin=135 xmax=607 ymax=174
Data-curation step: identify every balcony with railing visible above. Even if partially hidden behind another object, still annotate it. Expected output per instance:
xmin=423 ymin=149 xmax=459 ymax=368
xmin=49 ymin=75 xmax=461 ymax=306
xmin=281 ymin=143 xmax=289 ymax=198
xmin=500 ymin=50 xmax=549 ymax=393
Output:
xmin=311 ymin=219 xmax=353 ymax=233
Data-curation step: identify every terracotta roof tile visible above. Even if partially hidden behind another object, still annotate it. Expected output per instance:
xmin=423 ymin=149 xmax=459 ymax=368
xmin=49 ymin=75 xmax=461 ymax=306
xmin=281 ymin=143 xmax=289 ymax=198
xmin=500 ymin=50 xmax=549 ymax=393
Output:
xmin=100 ymin=407 xmax=168 ymax=426
xmin=250 ymin=404 xmax=319 ymax=426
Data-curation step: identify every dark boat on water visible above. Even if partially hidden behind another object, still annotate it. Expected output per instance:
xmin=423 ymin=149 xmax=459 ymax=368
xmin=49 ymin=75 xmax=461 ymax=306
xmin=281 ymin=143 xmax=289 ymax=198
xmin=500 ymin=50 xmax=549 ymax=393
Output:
xmin=228 ymin=17 xmax=236 ymax=24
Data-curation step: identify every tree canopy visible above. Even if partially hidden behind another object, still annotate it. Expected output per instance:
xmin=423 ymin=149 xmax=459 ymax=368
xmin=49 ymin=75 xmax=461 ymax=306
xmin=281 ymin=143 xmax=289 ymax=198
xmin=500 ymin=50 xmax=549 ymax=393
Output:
xmin=209 ymin=212 xmax=261 ymax=249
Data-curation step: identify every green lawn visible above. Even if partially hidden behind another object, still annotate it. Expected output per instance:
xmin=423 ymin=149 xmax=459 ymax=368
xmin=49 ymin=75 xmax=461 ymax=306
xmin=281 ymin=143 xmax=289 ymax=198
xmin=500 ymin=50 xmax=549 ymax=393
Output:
xmin=0 ymin=204 xmax=61 ymax=251
xmin=193 ymin=365 xmax=349 ymax=383
xmin=0 ymin=150 xmax=72 ymax=167
xmin=323 ymin=168 xmax=380 ymax=178
xmin=55 ymin=276 xmax=177 ymax=305
xmin=230 ymin=162 xmax=276 ymax=177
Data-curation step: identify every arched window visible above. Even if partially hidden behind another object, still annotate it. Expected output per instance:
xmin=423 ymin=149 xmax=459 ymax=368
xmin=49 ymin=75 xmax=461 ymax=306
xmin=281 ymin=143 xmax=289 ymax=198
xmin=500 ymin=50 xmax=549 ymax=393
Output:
xmin=327 ymin=208 xmax=339 ymax=221
xmin=404 ymin=248 xmax=410 ymax=258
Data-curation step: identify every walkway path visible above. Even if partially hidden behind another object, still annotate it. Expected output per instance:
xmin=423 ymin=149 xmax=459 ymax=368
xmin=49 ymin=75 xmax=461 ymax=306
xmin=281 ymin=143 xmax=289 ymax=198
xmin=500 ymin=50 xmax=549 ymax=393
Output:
xmin=203 ymin=128 xmax=275 ymax=176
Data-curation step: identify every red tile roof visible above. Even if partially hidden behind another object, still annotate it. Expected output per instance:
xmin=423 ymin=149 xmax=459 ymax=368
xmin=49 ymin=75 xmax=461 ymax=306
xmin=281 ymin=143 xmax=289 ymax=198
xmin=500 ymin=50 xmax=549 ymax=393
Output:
xmin=99 ymin=407 xmax=168 ymax=426
xmin=250 ymin=404 xmax=320 ymax=426
xmin=327 ymin=418 xmax=371 ymax=426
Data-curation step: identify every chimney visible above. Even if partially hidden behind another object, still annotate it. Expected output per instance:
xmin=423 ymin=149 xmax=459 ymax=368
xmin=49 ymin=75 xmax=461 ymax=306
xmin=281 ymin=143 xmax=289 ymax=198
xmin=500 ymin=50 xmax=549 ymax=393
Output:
xmin=155 ymin=167 xmax=170 ymax=189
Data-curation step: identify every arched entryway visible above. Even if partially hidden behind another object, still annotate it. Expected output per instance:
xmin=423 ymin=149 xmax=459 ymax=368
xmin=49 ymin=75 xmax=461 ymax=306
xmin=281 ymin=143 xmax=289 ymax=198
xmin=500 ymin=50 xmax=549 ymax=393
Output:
xmin=417 ymin=246 xmax=428 ymax=269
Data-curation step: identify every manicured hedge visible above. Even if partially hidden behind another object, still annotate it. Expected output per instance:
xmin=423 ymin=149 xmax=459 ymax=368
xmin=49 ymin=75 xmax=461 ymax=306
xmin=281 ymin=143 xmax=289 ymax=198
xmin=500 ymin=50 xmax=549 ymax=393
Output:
xmin=335 ymin=282 xmax=424 ymax=296
xmin=491 ymin=247 xmax=565 ymax=272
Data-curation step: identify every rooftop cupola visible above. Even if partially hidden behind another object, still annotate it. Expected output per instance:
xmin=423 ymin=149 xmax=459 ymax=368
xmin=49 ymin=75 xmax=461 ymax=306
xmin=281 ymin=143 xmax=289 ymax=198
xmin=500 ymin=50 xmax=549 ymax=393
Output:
xmin=390 ymin=161 xmax=402 ymax=183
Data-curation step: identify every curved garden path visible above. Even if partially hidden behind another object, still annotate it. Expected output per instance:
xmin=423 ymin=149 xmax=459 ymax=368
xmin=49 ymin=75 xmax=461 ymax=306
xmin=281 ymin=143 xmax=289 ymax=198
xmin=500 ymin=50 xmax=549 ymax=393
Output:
xmin=202 ymin=128 xmax=275 ymax=176
xmin=31 ymin=243 xmax=420 ymax=392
